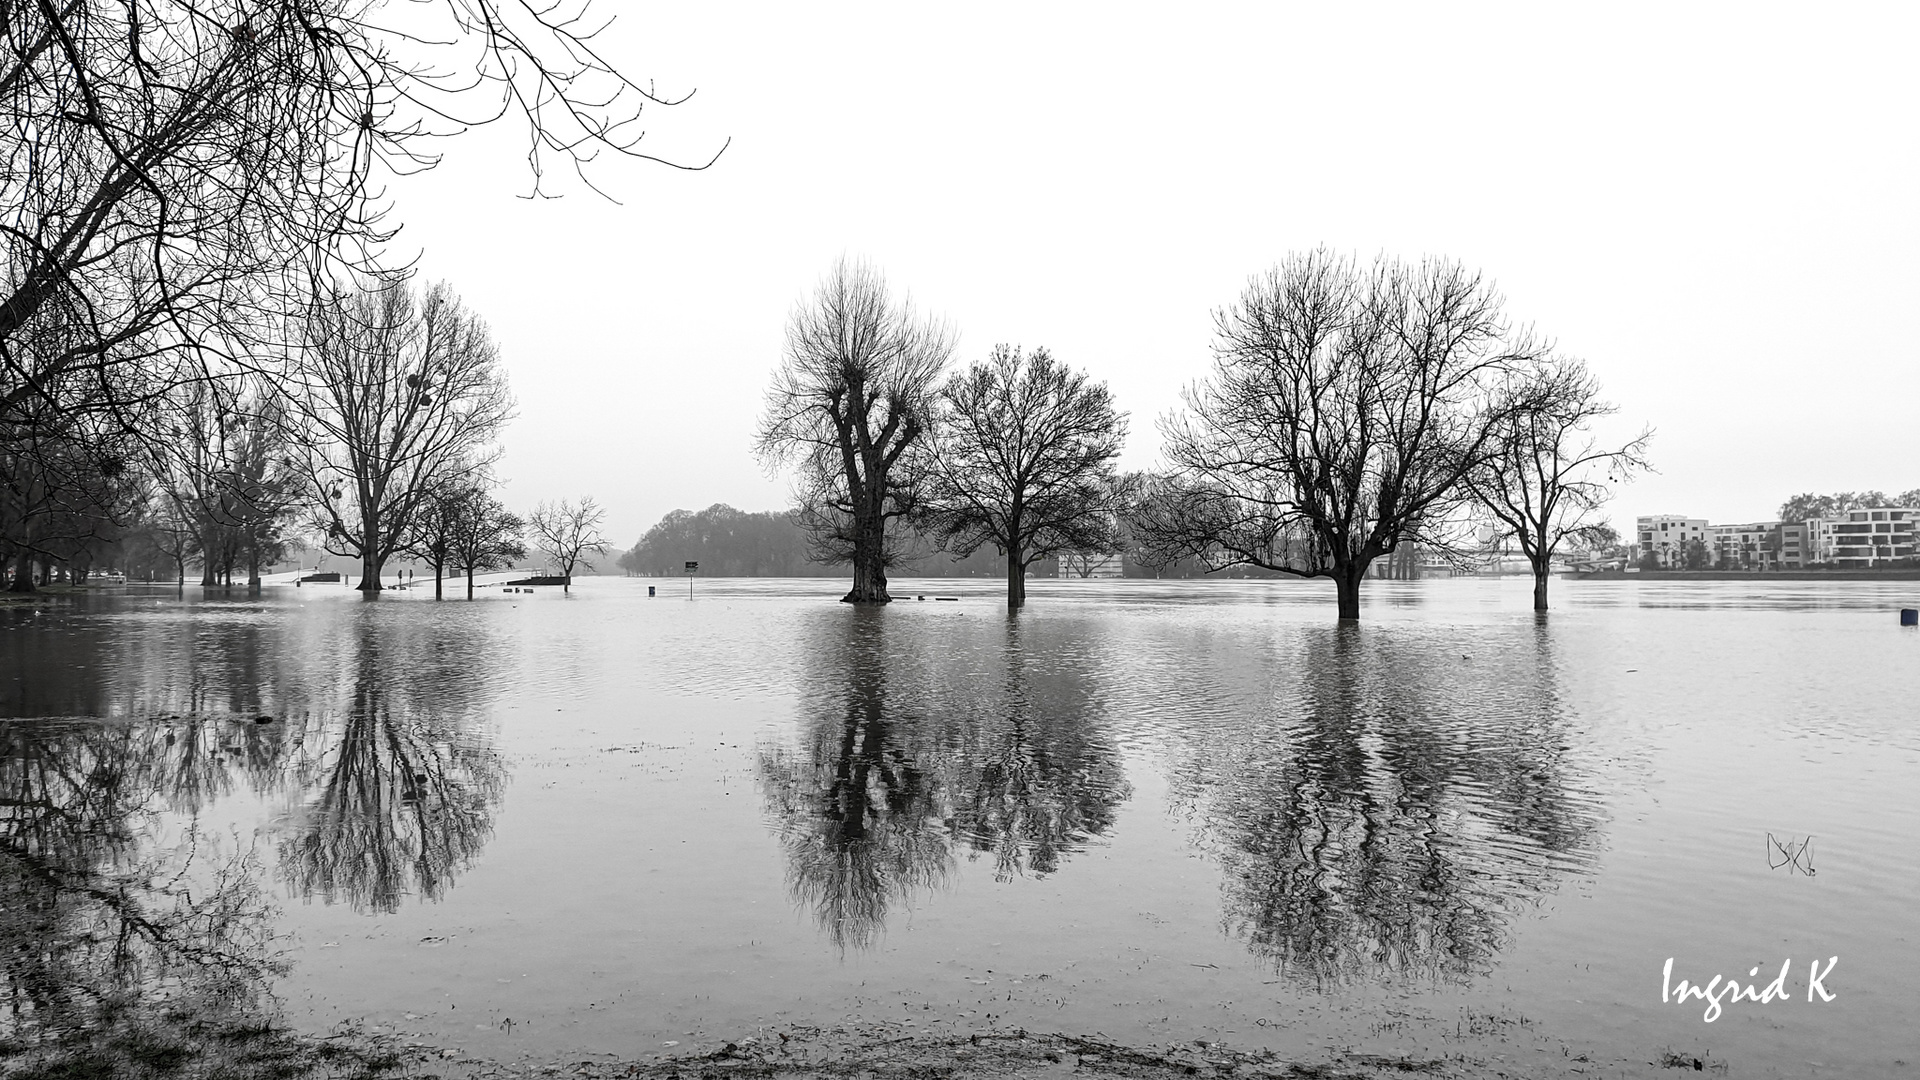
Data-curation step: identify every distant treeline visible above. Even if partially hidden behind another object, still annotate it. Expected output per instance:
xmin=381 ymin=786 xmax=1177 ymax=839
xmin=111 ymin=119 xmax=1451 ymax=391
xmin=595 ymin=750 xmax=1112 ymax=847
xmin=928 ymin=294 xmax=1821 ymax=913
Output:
xmin=615 ymin=503 xmax=1258 ymax=580
xmin=616 ymin=504 xmax=1004 ymax=578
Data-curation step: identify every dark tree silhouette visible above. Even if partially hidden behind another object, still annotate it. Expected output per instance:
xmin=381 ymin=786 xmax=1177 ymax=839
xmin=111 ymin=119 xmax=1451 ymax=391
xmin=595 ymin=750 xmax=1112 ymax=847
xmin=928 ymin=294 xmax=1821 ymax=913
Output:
xmin=755 ymin=259 xmax=955 ymax=604
xmin=291 ymin=280 xmax=513 ymax=592
xmin=1133 ymin=249 xmax=1542 ymax=620
xmin=921 ymin=346 xmax=1128 ymax=607
xmin=1 ymin=0 xmax=721 ymax=441
xmin=528 ymin=496 xmax=608 ymax=593
xmin=1470 ymin=355 xmax=1652 ymax=610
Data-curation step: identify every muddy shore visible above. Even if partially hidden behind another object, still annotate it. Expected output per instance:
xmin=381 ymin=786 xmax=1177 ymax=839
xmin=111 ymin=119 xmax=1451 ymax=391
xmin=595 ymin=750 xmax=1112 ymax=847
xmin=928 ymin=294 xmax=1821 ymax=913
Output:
xmin=0 ymin=1013 xmax=1704 ymax=1080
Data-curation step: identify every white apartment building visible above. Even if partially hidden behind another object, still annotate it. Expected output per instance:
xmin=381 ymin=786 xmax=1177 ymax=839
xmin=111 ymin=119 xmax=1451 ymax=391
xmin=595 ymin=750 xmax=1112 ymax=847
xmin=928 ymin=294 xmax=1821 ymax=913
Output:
xmin=1637 ymin=514 xmax=1708 ymax=567
xmin=1709 ymin=521 xmax=1780 ymax=569
xmin=1803 ymin=508 xmax=1920 ymax=567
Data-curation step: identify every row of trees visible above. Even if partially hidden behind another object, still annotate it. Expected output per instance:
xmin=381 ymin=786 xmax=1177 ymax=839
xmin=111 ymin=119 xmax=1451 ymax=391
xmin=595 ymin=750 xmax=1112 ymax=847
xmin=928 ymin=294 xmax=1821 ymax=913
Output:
xmin=757 ymin=253 xmax=1652 ymax=617
xmin=1778 ymin=490 xmax=1920 ymax=521
xmin=3 ymin=0 xmax=707 ymax=596
xmin=4 ymin=274 xmax=612 ymax=597
xmin=756 ymin=261 xmax=1134 ymax=608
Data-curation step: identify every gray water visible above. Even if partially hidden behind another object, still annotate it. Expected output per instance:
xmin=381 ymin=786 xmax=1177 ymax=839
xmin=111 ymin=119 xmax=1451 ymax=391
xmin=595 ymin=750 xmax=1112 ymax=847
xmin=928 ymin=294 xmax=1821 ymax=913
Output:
xmin=2 ymin=576 xmax=1915 ymax=1077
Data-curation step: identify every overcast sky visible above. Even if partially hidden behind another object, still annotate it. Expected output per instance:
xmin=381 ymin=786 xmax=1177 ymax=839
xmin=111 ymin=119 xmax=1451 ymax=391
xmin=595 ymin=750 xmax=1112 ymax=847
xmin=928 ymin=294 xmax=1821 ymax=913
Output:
xmin=381 ymin=4 xmax=1919 ymax=548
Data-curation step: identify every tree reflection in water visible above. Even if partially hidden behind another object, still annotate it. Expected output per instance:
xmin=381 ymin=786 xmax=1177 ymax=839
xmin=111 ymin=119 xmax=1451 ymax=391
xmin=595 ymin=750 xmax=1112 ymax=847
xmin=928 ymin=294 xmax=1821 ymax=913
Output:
xmin=0 ymin=606 xmax=508 ymax=1041
xmin=1175 ymin=623 xmax=1602 ymax=989
xmin=276 ymin=616 xmax=506 ymax=914
xmin=0 ymin=718 xmax=284 ymax=1041
xmin=759 ymin=610 xmax=1129 ymax=950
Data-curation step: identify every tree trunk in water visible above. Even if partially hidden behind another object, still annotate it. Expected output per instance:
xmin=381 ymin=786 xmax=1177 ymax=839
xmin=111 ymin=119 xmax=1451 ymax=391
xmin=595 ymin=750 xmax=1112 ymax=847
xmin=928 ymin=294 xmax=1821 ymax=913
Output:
xmin=1333 ymin=566 xmax=1364 ymax=621
xmin=466 ymin=566 xmax=475 ymax=600
xmin=357 ymin=510 xmax=382 ymax=592
xmin=247 ymin=546 xmax=261 ymax=596
xmin=1005 ymin=546 xmax=1026 ymax=607
xmin=842 ymin=517 xmax=891 ymax=604
xmin=434 ymin=557 xmax=444 ymax=600
xmin=1533 ymin=564 xmax=1550 ymax=612
xmin=9 ymin=550 xmax=33 ymax=593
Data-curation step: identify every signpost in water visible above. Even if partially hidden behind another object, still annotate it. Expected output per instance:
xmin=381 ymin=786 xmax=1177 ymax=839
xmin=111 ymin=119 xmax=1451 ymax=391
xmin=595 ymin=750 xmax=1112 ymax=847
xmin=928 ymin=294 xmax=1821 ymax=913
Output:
xmin=685 ymin=561 xmax=698 ymax=598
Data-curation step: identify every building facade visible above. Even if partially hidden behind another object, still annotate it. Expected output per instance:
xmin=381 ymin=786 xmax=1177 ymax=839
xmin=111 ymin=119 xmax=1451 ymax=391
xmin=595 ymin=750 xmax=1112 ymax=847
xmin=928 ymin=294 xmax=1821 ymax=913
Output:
xmin=1708 ymin=521 xmax=1780 ymax=570
xmin=1637 ymin=514 xmax=1708 ymax=567
xmin=1803 ymin=508 xmax=1919 ymax=567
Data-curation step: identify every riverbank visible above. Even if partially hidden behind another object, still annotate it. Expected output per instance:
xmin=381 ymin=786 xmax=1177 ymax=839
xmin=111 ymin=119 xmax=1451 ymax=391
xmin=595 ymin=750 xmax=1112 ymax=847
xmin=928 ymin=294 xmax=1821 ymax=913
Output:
xmin=1 ymin=1016 xmax=1661 ymax=1080
xmin=1575 ymin=568 xmax=1920 ymax=581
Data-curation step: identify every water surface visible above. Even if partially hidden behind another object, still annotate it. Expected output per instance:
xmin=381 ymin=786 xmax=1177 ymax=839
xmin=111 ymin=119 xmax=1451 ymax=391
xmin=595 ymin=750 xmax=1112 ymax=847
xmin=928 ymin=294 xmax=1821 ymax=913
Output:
xmin=1 ymin=576 xmax=1914 ymax=1077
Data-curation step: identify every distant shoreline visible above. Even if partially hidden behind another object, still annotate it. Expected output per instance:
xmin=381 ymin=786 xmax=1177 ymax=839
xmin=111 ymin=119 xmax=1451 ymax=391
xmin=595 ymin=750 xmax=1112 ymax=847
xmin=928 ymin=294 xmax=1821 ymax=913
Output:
xmin=1575 ymin=569 xmax=1920 ymax=581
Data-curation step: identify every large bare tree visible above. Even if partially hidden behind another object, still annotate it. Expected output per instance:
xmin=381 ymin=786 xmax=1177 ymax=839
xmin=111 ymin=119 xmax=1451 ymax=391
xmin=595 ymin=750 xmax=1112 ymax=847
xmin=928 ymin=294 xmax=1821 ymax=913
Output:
xmin=527 ymin=496 xmax=605 ymax=593
xmin=921 ymin=346 xmax=1127 ymax=607
xmin=1 ymin=0 xmax=720 ymax=446
xmin=755 ymin=260 xmax=955 ymax=604
xmin=1133 ymin=248 xmax=1540 ymax=620
xmin=291 ymin=280 xmax=512 ymax=592
xmin=1471 ymin=356 xmax=1652 ymax=611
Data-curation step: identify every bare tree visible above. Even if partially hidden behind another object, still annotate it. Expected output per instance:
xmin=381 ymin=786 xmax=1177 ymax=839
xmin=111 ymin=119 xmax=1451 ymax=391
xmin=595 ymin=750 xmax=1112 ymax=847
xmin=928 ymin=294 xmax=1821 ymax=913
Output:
xmin=1 ymin=0 xmax=721 ymax=460
xmin=920 ymin=346 xmax=1127 ymax=607
xmin=407 ymin=482 xmax=475 ymax=600
xmin=152 ymin=378 xmax=301 ymax=591
xmin=1133 ymin=249 xmax=1539 ymax=620
xmin=449 ymin=495 xmax=526 ymax=599
xmin=528 ymin=497 xmax=606 ymax=593
xmin=291 ymin=280 xmax=512 ymax=592
xmin=0 ymin=314 xmax=148 ymax=590
xmin=755 ymin=259 xmax=955 ymax=604
xmin=1470 ymin=356 xmax=1653 ymax=611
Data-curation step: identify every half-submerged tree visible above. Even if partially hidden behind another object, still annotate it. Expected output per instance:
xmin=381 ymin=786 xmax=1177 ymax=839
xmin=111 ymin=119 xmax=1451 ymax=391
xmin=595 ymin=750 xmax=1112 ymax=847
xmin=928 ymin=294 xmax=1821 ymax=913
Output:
xmin=1134 ymin=248 xmax=1540 ymax=620
xmin=528 ymin=496 xmax=606 ymax=593
xmin=408 ymin=481 xmax=524 ymax=599
xmin=921 ymin=346 xmax=1128 ymax=607
xmin=1470 ymin=356 xmax=1652 ymax=611
xmin=451 ymin=495 xmax=526 ymax=599
xmin=292 ymin=280 xmax=512 ymax=592
xmin=755 ymin=260 xmax=955 ymax=604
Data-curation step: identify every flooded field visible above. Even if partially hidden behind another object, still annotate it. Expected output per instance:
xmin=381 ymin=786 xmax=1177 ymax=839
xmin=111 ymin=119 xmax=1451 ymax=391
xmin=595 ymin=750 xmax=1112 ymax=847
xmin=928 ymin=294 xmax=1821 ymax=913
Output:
xmin=2 ymin=576 xmax=1915 ymax=1077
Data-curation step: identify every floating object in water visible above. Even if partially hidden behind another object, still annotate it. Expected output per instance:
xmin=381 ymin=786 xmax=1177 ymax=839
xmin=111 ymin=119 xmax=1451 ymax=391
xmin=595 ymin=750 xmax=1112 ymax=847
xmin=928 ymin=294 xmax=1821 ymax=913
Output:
xmin=935 ymin=596 xmax=959 ymax=601
xmin=253 ymin=715 xmax=273 ymax=724
xmin=1902 ymin=608 xmax=1917 ymax=626
xmin=649 ymin=586 xmax=656 ymax=597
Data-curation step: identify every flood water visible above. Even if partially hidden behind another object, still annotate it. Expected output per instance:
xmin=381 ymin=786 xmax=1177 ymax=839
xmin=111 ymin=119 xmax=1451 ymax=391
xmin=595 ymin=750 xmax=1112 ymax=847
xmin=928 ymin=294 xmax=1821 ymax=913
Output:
xmin=2 ymin=576 xmax=1916 ymax=1077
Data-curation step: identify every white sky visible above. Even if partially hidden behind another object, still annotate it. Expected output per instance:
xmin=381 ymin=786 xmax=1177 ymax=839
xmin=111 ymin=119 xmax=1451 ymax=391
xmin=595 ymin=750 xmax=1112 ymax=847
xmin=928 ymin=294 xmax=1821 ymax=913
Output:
xmin=382 ymin=3 xmax=1920 ymax=548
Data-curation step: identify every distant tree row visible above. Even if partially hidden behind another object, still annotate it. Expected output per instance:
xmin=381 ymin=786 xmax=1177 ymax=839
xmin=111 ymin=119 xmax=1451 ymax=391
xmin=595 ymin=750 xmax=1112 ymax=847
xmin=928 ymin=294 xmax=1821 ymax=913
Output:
xmin=616 ymin=504 xmax=1009 ymax=579
xmin=755 ymin=252 xmax=1652 ymax=617
xmin=1777 ymin=490 xmax=1920 ymax=522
